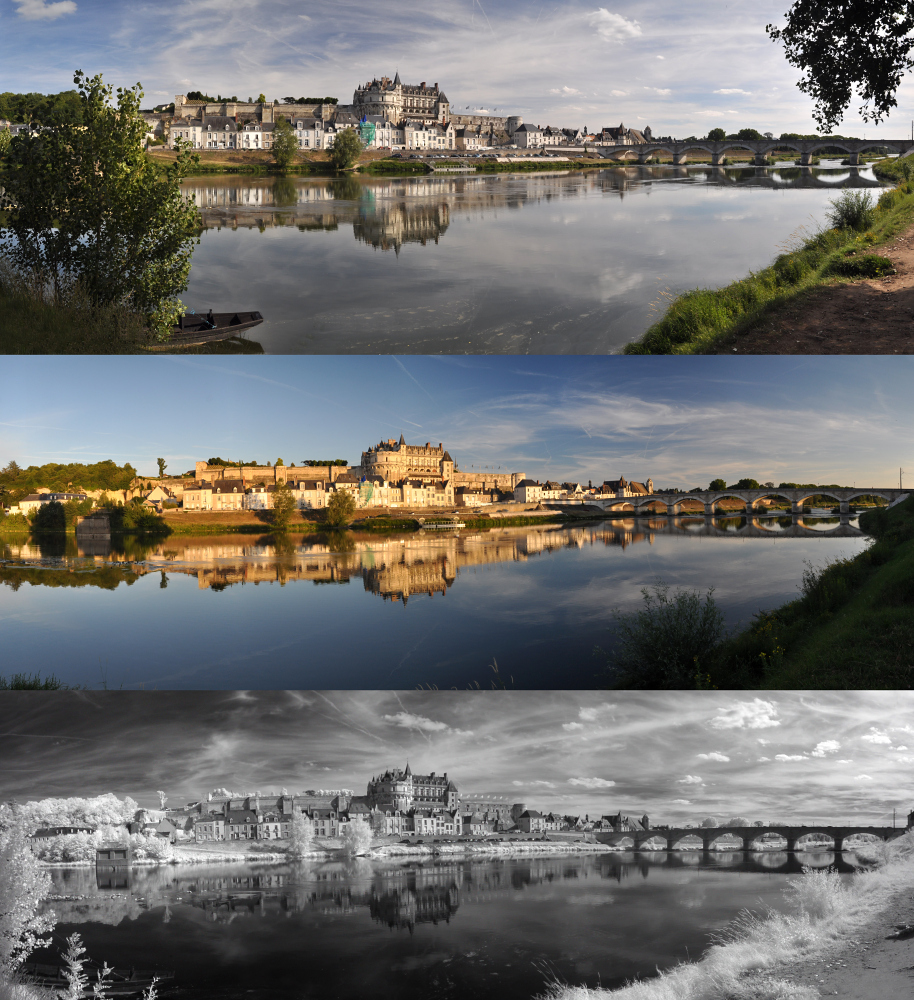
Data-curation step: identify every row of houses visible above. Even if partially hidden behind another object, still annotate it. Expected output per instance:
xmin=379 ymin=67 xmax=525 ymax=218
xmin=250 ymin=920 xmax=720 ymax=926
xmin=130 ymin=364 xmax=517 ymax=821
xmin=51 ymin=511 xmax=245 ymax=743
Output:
xmin=513 ymin=476 xmax=655 ymax=503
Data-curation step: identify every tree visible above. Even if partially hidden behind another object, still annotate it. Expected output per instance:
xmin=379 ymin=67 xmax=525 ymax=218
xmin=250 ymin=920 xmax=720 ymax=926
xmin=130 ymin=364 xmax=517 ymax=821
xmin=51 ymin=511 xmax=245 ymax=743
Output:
xmin=0 ymin=816 xmax=55 ymax=972
xmin=709 ymin=478 xmax=726 ymax=491
xmin=32 ymin=500 xmax=66 ymax=534
xmin=271 ymin=481 xmax=297 ymax=532
xmin=275 ymin=458 xmax=284 ymax=466
xmin=0 ymin=126 xmax=10 ymax=158
xmin=156 ymin=791 xmax=167 ymax=809
xmin=767 ymin=1 xmax=914 ymax=129
xmin=329 ymin=127 xmax=363 ymax=171
xmin=729 ymin=478 xmax=760 ymax=490
xmin=725 ymin=816 xmax=751 ymax=827
xmin=156 ymin=458 xmax=167 ymax=478
xmin=257 ymin=94 xmax=267 ymax=104
xmin=272 ymin=116 xmax=299 ymax=168
xmin=289 ymin=809 xmax=314 ymax=858
xmin=2 ymin=70 xmax=202 ymax=336
xmin=700 ymin=817 xmax=719 ymax=828
xmin=706 ymin=128 xmax=726 ymax=141
xmin=341 ymin=817 xmax=373 ymax=857
xmin=324 ymin=489 xmax=357 ymax=527
xmin=736 ymin=128 xmax=764 ymax=141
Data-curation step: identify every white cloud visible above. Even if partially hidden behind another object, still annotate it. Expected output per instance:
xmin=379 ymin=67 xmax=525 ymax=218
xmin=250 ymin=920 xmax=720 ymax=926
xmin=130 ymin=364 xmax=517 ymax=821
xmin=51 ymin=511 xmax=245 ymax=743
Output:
xmin=861 ymin=728 xmax=892 ymax=745
xmin=854 ymin=774 xmax=873 ymax=781
xmin=15 ymin=0 xmax=76 ymax=19
xmin=836 ymin=759 xmax=855 ymax=763
xmin=381 ymin=712 xmax=472 ymax=735
xmin=550 ymin=86 xmax=583 ymax=96
xmin=714 ymin=88 xmax=751 ymax=95
xmin=775 ymin=754 xmax=809 ymax=762
xmin=588 ymin=8 xmax=641 ymax=43
xmin=656 ymin=55 xmax=665 ymax=60
xmin=757 ymin=739 xmax=771 ymax=745
xmin=568 ymin=777 xmax=616 ymax=788
xmin=896 ymin=745 xmax=909 ymax=751
xmin=578 ymin=704 xmax=616 ymax=722
xmin=757 ymin=756 xmax=771 ymax=762
xmin=562 ymin=722 xmax=584 ymax=731
xmin=695 ymin=109 xmax=740 ymax=116
xmin=672 ymin=798 xmax=690 ymax=805
xmin=711 ymin=699 xmax=781 ymax=730
xmin=677 ymin=775 xmax=703 ymax=785
xmin=895 ymin=756 xmax=914 ymax=764
xmin=697 ymin=752 xmax=730 ymax=762
xmin=644 ymin=87 xmax=671 ymax=96
xmin=609 ymin=90 xmax=628 ymax=97
xmin=811 ymin=740 xmax=841 ymax=757
xmin=513 ymin=780 xmax=556 ymax=788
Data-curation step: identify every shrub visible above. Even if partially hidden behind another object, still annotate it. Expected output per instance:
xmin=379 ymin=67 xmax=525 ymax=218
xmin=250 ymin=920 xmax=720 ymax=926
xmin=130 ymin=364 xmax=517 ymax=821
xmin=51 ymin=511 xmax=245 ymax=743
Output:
xmin=605 ymin=583 xmax=727 ymax=687
xmin=877 ymin=188 xmax=902 ymax=212
xmin=323 ymin=490 xmax=357 ymax=527
xmin=825 ymin=190 xmax=875 ymax=231
xmin=826 ymin=253 xmax=895 ymax=279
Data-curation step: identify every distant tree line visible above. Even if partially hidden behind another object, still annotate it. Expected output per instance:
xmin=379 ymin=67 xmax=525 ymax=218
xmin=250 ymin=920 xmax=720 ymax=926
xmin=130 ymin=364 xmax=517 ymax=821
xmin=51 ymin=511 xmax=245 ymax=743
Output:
xmin=283 ymin=96 xmax=338 ymax=104
xmin=302 ymin=459 xmax=349 ymax=467
xmin=0 ymin=459 xmax=137 ymax=506
xmin=0 ymin=89 xmax=83 ymax=124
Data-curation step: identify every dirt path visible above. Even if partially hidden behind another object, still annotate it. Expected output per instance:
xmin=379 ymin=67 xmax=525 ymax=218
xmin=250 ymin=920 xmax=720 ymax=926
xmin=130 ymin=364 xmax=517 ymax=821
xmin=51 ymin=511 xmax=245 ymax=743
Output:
xmin=780 ymin=886 xmax=914 ymax=997
xmin=715 ymin=222 xmax=914 ymax=354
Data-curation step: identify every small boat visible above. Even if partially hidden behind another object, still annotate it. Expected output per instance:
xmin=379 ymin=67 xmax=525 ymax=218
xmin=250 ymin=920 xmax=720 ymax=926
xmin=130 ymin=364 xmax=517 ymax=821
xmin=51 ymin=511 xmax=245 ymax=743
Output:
xmin=162 ymin=310 xmax=264 ymax=347
xmin=22 ymin=961 xmax=175 ymax=995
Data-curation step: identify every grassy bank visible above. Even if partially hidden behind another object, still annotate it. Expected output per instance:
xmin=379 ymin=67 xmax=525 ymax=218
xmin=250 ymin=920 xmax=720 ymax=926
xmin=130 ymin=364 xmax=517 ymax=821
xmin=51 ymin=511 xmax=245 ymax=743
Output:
xmin=542 ymin=832 xmax=914 ymax=1000
xmin=623 ymin=181 xmax=914 ymax=354
xmin=710 ymin=496 xmax=914 ymax=688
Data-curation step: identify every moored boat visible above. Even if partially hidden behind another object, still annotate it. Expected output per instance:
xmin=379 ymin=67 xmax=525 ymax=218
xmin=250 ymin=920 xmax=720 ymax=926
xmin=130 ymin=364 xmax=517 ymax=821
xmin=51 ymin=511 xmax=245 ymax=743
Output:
xmin=157 ymin=310 xmax=264 ymax=347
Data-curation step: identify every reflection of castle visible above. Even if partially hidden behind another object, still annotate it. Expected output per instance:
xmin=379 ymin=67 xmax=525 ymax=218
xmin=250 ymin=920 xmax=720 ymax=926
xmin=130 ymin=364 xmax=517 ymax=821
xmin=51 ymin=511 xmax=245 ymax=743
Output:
xmin=369 ymin=883 xmax=459 ymax=931
xmin=353 ymin=202 xmax=450 ymax=251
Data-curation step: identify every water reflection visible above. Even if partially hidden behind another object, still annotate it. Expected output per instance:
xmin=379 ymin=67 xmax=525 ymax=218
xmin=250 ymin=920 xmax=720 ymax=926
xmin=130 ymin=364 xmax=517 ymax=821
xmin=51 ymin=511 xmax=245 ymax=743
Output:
xmin=0 ymin=519 xmax=869 ymax=688
xmin=35 ymin=852 xmax=865 ymax=1000
xmin=179 ymin=163 xmax=889 ymax=353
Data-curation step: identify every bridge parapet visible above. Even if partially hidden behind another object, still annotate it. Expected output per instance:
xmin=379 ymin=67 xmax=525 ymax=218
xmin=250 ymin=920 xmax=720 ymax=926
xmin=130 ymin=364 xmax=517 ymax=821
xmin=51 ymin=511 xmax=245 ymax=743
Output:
xmin=596 ymin=825 xmax=903 ymax=853
xmin=589 ymin=138 xmax=914 ymax=164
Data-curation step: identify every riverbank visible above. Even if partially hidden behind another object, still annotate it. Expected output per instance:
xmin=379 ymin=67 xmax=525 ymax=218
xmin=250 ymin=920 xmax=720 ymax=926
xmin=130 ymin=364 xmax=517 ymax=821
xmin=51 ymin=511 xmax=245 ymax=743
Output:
xmin=540 ymin=831 xmax=914 ymax=1000
xmin=624 ymin=178 xmax=914 ymax=355
xmin=710 ymin=496 xmax=914 ymax=688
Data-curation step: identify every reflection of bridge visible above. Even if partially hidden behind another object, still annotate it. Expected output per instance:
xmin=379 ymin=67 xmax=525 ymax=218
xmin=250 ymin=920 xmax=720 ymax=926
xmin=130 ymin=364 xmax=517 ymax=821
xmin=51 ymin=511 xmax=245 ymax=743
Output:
xmin=591 ymin=137 xmax=914 ymax=166
xmin=597 ymin=825 xmax=905 ymax=853
xmin=550 ymin=487 xmax=907 ymax=518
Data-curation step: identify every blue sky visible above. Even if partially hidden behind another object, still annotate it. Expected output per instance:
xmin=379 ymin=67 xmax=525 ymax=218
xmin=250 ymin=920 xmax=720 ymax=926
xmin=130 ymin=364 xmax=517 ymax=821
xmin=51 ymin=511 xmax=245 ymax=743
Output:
xmin=1 ymin=690 xmax=911 ymax=825
xmin=3 ymin=0 xmax=914 ymax=138
xmin=1 ymin=356 xmax=912 ymax=489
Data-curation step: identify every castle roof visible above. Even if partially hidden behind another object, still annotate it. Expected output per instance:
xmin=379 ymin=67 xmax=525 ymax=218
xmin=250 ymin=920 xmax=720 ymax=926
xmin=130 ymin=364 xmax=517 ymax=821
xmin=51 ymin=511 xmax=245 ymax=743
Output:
xmin=399 ymin=433 xmax=406 ymax=445
xmin=442 ymin=451 xmax=452 ymax=462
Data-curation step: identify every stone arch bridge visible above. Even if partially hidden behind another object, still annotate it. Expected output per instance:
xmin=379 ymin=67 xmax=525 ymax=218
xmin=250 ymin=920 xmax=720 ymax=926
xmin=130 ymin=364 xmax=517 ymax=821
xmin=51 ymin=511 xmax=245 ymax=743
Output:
xmin=589 ymin=137 xmax=914 ymax=166
xmin=596 ymin=825 xmax=905 ymax=853
xmin=547 ymin=487 xmax=907 ymax=518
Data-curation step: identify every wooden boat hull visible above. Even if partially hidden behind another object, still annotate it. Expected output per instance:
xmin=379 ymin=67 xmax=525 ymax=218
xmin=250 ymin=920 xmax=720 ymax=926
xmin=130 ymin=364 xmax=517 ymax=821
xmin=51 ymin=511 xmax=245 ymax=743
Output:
xmin=22 ymin=962 xmax=174 ymax=995
xmin=162 ymin=310 xmax=264 ymax=347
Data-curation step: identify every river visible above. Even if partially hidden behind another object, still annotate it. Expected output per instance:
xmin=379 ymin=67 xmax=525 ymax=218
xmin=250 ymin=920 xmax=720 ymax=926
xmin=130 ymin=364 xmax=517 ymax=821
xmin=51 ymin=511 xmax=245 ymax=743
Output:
xmin=178 ymin=161 xmax=888 ymax=353
xmin=0 ymin=516 xmax=868 ymax=688
xmin=32 ymin=851 xmax=860 ymax=1000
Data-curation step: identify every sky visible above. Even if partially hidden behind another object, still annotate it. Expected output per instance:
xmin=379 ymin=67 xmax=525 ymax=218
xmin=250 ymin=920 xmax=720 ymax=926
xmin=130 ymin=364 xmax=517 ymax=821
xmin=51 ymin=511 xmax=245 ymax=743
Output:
xmin=1 ymin=690 xmax=911 ymax=827
xmin=1 ymin=355 xmax=912 ymax=490
xmin=4 ymin=0 xmax=914 ymax=139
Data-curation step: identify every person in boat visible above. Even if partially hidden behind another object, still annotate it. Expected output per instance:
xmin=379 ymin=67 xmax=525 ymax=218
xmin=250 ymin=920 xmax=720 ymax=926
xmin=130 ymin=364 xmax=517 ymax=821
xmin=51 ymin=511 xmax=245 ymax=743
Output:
xmin=206 ymin=309 xmax=215 ymax=328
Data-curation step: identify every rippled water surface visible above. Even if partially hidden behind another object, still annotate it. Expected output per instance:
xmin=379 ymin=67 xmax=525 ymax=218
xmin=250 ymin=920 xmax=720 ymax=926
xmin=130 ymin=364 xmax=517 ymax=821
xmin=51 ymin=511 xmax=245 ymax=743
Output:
xmin=0 ymin=517 xmax=867 ymax=688
xmin=179 ymin=162 xmax=887 ymax=353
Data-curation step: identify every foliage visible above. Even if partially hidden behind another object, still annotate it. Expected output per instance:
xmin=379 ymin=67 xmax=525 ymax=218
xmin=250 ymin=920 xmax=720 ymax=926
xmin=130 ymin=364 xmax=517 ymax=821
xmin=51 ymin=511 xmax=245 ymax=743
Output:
xmin=708 ymin=478 xmax=726 ymax=491
xmin=0 ymin=818 xmax=54 ymax=972
xmin=0 ymin=89 xmax=83 ymax=125
xmin=30 ymin=500 xmax=65 ymax=534
xmin=725 ymin=816 xmax=751 ymax=827
xmin=0 ymin=126 xmax=10 ymax=158
xmin=0 ymin=794 xmax=140 ymax=834
xmin=302 ymin=459 xmax=349 ymax=467
xmin=706 ymin=128 xmax=726 ymax=141
xmin=0 ymin=460 xmax=135 ymax=507
xmin=341 ymin=818 xmax=373 ymax=857
xmin=728 ymin=478 xmax=760 ymax=490
xmin=825 ymin=189 xmax=876 ymax=231
xmin=271 ymin=481 xmax=297 ymax=532
xmin=604 ymin=583 xmax=727 ymax=687
xmin=767 ymin=0 xmax=914 ymax=129
xmin=44 ymin=933 xmax=160 ymax=1000
xmin=283 ymin=96 xmax=338 ymax=104
xmin=826 ymin=252 xmax=895 ymax=278
xmin=98 ymin=502 xmax=170 ymax=535
xmin=1 ymin=70 xmax=202 ymax=337
xmin=699 ymin=817 xmax=719 ymax=828
xmin=271 ymin=116 xmax=299 ymax=169
xmin=289 ymin=809 xmax=314 ymax=857
xmin=329 ymin=127 xmax=363 ymax=170
xmin=156 ymin=458 xmax=167 ymax=478
xmin=257 ymin=94 xmax=267 ymax=104
xmin=323 ymin=490 xmax=357 ymax=527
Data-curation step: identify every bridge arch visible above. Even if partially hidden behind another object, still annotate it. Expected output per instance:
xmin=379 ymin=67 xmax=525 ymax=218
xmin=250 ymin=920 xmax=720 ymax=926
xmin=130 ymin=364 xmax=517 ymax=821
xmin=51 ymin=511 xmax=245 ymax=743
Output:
xmin=845 ymin=491 xmax=893 ymax=505
xmin=706 ymin=493 xmax=751 ymax=509
xmin=794 ymin=492 xmax=842 ymax=507
xmin=749 ymin=492 xmax=794 ymax=511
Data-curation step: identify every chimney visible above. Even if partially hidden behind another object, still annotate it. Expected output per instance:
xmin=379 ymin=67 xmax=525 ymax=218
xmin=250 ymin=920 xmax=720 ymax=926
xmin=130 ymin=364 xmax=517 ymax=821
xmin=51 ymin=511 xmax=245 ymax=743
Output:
xmin=421 ymin=82 xmax=426 ymax=89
